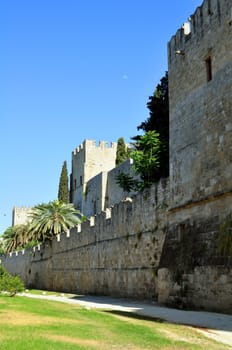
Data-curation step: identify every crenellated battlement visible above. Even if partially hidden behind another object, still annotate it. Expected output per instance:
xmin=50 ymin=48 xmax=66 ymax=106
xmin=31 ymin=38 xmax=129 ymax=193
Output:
xmin=72 ymin=142 xmax=84 ymax=155
xmin=13 ymin=206 xmax=32 ymax=212
xmin=72 ymin=139 xmax=117 ymax=156
xmin=168 ymin=0 xmax=231 ymax=65
xmin=4 ymin=179 xmax=169 ymax=259
xmin=12 ymin=206 xmax=33 ymax=226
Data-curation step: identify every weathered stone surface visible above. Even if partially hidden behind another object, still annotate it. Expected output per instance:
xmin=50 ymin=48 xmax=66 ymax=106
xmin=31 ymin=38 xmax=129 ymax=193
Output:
xmin=1 ymin=181 xmax=169 ymax=300
xmin=169 ymin=0 xmax=232 ymax=208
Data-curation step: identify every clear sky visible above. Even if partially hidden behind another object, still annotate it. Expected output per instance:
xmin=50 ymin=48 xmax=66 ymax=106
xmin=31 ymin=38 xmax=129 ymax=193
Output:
xmin=0 ymin=0 xmax=201 ymax=234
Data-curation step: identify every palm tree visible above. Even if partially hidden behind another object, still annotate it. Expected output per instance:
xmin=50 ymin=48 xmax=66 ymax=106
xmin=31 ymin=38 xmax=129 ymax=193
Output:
xmin=1 ymin=224 xmax=31 ymax=253
xmin=28 ymin=200 xmax=86 ymax=243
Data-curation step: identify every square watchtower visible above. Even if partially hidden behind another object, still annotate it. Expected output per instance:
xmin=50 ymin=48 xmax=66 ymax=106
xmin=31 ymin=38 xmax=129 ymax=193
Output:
xmin=70 ymin=140 xmax=117 ymax=213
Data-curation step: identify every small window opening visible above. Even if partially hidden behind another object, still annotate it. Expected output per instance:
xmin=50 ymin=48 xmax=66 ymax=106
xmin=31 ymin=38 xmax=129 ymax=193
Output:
xmin=80 ymin=176 xmax=83 ymax=185
xmin=74 ymin=179 xmax=77 ymax=189
xmin=205 ymin=56 xmax=212 ymax=82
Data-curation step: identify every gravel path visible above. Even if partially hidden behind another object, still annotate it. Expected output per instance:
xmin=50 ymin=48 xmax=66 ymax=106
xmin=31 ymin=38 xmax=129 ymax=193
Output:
xmin=20 ymin=293 xmax=232 ymax=347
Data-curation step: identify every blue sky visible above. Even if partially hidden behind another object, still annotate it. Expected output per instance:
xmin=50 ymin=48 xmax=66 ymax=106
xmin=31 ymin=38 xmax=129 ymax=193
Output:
xmin=0 ymin=0 xmax=201 ymax=234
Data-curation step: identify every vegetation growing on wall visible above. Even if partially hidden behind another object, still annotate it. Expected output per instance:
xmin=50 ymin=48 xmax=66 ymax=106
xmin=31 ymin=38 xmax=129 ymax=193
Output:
xmin=115 ymin=172 xmax=140 ymax=193
xmin=218 ymin=215 xmax=232 ymax=256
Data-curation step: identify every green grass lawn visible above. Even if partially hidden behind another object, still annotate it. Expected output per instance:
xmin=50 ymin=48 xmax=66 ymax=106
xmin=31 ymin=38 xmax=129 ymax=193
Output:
xmin=0 ymin=295 xmax=230 ymax=350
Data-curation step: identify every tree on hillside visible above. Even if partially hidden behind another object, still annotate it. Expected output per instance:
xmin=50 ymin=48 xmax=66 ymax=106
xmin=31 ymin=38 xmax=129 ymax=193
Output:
xmin=28 ymin=200 xmax=86 ymax=243
xmin=58 ymin=161 xmax=69 ymax=203
xmin=116 ymin=137 xmax=128 ymax=166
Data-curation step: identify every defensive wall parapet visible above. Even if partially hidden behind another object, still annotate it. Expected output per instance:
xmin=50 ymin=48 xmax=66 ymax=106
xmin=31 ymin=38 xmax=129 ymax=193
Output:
xmin=168 ymin=0 xmax=231 ymax=105
xmin=72 ymin=140 xmax=117 ymax=157
xmin=1 ymin=180 xmax=169 ymax=299
xmin=1 ymin=179 xmax=232 ymax=312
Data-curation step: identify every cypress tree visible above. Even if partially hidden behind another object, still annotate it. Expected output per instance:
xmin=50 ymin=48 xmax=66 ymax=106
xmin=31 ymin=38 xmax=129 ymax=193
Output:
xmin=58 ymin=161 xmax=69 ymax=203
xmin=116 ymin=137 xmax=128 ymax=165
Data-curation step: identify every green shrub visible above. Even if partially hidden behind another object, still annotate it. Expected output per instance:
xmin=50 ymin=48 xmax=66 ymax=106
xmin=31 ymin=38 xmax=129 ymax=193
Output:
xmin=0 ymin=266 xmax=24 ymax=296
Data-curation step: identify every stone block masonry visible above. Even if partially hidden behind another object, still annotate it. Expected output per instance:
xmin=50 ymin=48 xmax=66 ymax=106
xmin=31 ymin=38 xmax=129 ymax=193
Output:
xmin=159 ymin=192 xmax=232 ymax=313
xmin=162 ymin=0 xmax=232 ymax=313
xmin=169 ymin=0 xmax=232 ymax=208
xmin=1 ymin=180 xmax=169 ymax=300
xmin=70 ymin=140 xmax=117 ymax=213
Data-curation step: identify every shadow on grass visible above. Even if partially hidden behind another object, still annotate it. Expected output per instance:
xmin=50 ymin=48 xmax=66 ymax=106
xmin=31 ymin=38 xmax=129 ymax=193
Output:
xmin=103 ymin=309 xmax=165 ymax=323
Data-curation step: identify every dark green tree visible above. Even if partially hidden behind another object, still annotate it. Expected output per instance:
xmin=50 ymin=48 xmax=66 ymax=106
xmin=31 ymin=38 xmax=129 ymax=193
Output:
xmin=135 ymin=72 xmax=169 ymax=179
xmin=116 ymin=73 xmax=169 ymax=193
xmin=116 ymin=131 xmax=164 ymax=192
xmin=116 ymin=137 xmax=128 ymax=166
xmin=138 ymin=72 xmax=169 ymax=137
xmin=130 ymin=130 xmax=164 ymax=184
xmin=115 ymin=172 xmax=140 ymax=193
xmin=58 ymin=161 xmax=69 ymax=203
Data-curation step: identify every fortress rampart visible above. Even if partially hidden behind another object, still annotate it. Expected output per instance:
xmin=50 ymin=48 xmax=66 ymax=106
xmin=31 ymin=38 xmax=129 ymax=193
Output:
xmin=1 ymin=0 xmax=232 ymax=313
xmin=2 ymin=178 xmax=232 ymax=312
xmin=1 ymin=181 xmax=169 ymax=300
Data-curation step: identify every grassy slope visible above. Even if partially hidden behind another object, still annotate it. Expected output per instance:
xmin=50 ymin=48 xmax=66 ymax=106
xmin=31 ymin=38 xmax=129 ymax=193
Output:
xmin=0 ymin=295 xmax=230 ymax=350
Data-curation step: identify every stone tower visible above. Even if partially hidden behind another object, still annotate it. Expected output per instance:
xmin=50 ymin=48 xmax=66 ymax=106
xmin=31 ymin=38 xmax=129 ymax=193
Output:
xmin=12 ymin=206 xmax=32 ymax=226
xmin=70 ymin=140 xmax=117 ymax=213
xmin=158 ymin=0 xmax=232 ymax=310
xmin=168 ymin=0 xmax=232 ymax=208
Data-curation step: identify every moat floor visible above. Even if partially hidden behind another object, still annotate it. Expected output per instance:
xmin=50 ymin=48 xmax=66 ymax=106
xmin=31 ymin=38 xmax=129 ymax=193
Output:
xmin=20 ymin=292 xmax=232 ymax=347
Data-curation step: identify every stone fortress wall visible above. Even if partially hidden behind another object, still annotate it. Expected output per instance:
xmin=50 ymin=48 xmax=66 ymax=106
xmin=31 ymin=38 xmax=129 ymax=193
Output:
xmin=160 ymin=0 xmax=232 ymax=311
xmin=1 ymin=0 xmax=232 ymax=313
xmin=2 ymin=181 xmax=169 ymax=301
